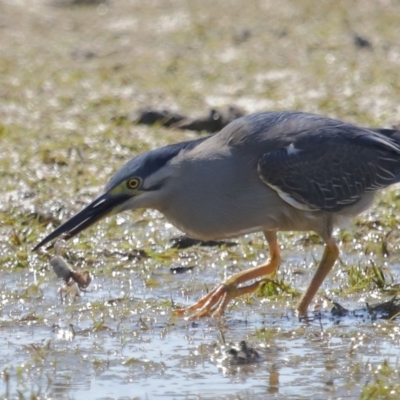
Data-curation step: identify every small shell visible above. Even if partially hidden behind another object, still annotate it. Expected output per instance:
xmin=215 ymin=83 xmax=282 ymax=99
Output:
xmin=50 ymin=255 xmax=73 ymax=282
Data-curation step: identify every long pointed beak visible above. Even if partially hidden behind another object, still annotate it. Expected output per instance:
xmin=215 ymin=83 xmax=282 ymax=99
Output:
xmin=33 ymin=192 xmax=130 ymax=251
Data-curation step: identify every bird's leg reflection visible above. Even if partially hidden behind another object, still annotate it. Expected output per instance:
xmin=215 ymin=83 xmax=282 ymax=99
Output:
xmin=176 ymin=231 xmax=281 ymax=318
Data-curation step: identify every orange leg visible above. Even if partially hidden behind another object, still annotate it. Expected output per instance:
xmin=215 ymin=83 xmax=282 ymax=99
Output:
xmin=176 ymin=231 xmax=281 ymax=318
xmin=296 ymin=238 xmax=339 ymax=315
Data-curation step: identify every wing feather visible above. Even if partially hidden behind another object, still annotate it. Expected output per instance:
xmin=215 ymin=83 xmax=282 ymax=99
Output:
xmin=258 ymin=133 xmax=400 ymax=212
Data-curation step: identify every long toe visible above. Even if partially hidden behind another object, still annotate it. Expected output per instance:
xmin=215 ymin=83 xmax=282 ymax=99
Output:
xmin=175 ymin=284 xmax=227 ymax=318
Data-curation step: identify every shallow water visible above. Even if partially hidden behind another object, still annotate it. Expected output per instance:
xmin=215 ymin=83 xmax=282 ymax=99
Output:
xmin=1 ymin=235 xmax=400 ymax=399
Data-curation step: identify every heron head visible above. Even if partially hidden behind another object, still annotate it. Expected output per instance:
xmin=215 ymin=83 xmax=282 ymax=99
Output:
xmin=33 ymin=138 xmax=206 ymax=251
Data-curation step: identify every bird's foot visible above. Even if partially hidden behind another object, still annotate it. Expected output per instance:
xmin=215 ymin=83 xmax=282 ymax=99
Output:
xmin=175 ymin=238 xmax=281 ymax=319
xmin=175 ymin=280 xmax=261 ymax=319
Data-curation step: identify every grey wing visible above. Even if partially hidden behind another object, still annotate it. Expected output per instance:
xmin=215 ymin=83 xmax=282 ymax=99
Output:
xmin=258 ymin=134 xmax=400 ymax=212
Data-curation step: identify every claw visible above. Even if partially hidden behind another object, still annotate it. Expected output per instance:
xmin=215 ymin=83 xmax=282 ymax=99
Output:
xmin=174 ymin=231 xmax=281 ymax=319
xmin=174 ymin=284 xmax=227 ymax=319
xmin=175 ymin=280 xmax=263 ymax=319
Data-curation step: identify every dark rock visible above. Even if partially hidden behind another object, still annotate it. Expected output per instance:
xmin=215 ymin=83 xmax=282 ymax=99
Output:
xmin=353 ymin=33 xmax=372 ymax=49
xmin=131 ymin=108 xmax=186 ymax=127
xmin=131 ymin=106 xmax=245 ymax=133
xmin=169 ymin=266 xmax=195 ymax=274
xmin=169 ymin=235 xmax=237 ymax=249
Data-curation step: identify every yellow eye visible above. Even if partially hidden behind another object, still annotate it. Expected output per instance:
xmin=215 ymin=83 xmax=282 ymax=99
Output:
xmin=126 ymin=178 xmax=141 ymax=190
